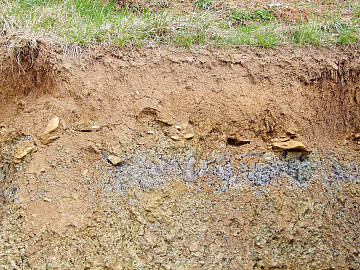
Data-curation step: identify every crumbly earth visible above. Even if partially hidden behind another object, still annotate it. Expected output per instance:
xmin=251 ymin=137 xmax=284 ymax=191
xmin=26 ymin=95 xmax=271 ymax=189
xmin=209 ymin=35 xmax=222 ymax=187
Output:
xmin=0 ymin=44 xmax=360 ymax=269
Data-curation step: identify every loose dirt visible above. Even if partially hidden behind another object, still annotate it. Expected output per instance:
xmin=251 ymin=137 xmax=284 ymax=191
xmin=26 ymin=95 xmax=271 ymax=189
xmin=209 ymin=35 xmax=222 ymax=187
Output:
xmin=0 ymin=44 xmax=359 ymax=269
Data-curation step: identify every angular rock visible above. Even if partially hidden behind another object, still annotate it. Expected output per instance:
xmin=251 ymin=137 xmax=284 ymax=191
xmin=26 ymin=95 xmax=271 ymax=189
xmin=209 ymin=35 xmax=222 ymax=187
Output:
xmin=184 ymin=133 xmax=195 ymax=140
xmin=40 ymin=135 xmax=60 ymax=145
xmin=77 ymin=122 xmax=101 ymax=132
xmin=286 ymin=127 xmax=298 ymax=137
xmin=273 ymin=136 xmax=291 ymax=143
xmin=227 ymin=136 xmax=250 ymax=146
xmin=108 ymin=155 xmax=124 ymax=166
xmin=272 ymin=140 xmax=310 ymax=152
xmin=170 ymin=135 xmax=180 ymax=141
xmin=39 ymin=117 xmax=60 ymax=145
xmin=84 ymin=144 xmax=101 ymax=154
xmin=156 ymin=118 xmax=174 ymax=126
xmin=14 ymin=141 xmax=37 ymax=163
xmin=43 ymin=117 xmax=59 ymax=135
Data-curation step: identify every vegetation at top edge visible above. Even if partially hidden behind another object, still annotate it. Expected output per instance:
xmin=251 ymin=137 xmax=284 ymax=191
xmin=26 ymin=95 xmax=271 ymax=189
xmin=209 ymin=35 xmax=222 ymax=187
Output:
xmin=193 ymin=0 xmax=213 ymax=10
xmin=0 ymin=0 xmax=359 ymax=48
xmin=228 ymin=8 xmax=275 ymax=25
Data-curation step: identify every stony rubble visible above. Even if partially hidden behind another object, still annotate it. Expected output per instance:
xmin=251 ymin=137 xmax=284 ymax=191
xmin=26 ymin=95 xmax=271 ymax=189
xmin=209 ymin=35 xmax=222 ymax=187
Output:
xmin=13 ymin=141 xmax=37 ymax=163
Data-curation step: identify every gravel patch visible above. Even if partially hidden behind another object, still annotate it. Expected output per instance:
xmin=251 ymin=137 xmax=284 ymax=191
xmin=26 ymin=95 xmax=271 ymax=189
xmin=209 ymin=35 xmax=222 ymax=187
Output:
xmin=99 ymin=149 xmax=360 ymax=194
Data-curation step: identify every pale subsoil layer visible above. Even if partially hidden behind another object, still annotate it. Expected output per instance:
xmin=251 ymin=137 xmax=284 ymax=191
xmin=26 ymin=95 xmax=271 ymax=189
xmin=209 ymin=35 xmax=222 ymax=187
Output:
xmin=0 ymin=45 xmax=360 ymax=269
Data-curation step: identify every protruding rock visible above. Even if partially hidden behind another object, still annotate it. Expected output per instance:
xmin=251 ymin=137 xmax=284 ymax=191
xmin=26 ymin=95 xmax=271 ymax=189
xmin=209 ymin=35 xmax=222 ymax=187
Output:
xmin=170 ymin=135 xmax=180 ymax=141
xmin=354 ymin=133 xmax=360 ymax=140
xmin=77 ymin=122 xmax=101 ymax=132
xmin=272 ymin=140 xmax=310 ymax=152
xmin=84 ymin=144 xmax=101 ymax=154
xmin=43 ymin=117 xmax=59 ymax=135
xmin=108 ymin=155 xmax=124 ymax=166
xmin=274 ymin=136 xmax=291 ymax=143
xmin=40 ymin=135 xmax=60 ymax=145
xmin=14 ymin=141 xmax=37 ymax=163
xmin=227 ymin=136 xmax=250 ymax=146
xmin=286 ymin=127 xmax=298 ymax=137
xmin=184 ymin=133 xmax=195 ymax=140
xmin=156 ymin=118 xmax=174 ymax=126
xmin=39 ymin=117 xmax=60 ymax=145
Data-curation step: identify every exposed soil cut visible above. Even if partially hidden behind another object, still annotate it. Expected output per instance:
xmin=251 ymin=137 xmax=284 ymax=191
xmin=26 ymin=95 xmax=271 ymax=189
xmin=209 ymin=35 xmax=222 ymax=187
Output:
xmin=0 ymin=44 xmax=360 ymax=269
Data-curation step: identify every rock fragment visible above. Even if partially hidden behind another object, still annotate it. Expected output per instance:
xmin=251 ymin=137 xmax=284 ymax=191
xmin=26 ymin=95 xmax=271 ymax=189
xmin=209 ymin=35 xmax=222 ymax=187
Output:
xmin=156 ymin=118 xmax=174 ymax=126
xmin=43 ymin=117 xmax=59 ymax=135
xmin=227 ymin=136 xmax=250 ymax=146
xmin=286 ymin=127 xmax=298 ymax=137
xmin=39 ymin=116 xmax=60 ymax=145
xmin=14 ymin=141 xmax=37 ymax=163
xmin=108 ymin=155 xmax=124 ymax=166
xmin=40 ymin=135 xmax=60 ymax=145
xmin=170 ymin=135 xmax=180 ymax=141
xmin=272 ymin=140 xmax=310 ymax=152
xmin=77 ymin=122 xmax=101 ymax=132
xmin=184 ymin=133 xmax=195 ymax=140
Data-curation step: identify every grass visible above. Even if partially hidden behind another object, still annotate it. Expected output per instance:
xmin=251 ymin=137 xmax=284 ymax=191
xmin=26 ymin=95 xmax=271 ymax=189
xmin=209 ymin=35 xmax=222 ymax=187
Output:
xmin=0 ymin=0 xmax=359 ymax=49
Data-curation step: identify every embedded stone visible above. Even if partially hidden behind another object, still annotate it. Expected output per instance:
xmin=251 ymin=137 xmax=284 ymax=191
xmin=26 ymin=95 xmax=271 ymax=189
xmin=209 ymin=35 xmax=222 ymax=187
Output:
xmin=40 ymin=135 xmax=60 ymax=145
xmin=108 ymin=155 xmax=124 ymax=166
xmin=170 ymin=135 xmax=180 ymax=141
xmin=14 ymin=141 xmax=37 ymax=163
xmin=184 ymin=133 xmax=195 ymax=139
xmin=43 ymin=117 xmax=59 ymax=135
xmin=272 ymin=140 xmax=310 ymax=152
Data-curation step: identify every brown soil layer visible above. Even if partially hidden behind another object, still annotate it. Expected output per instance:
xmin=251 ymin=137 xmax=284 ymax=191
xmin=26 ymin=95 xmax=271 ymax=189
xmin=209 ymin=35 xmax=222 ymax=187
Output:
xmin=0 ymin=45 xmax=360 ymax=269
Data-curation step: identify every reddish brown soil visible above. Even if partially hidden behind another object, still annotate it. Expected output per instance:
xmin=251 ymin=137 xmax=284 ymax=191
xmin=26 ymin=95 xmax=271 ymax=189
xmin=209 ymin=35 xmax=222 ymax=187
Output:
xmin=0 ymin=44 xmax=359 ymax=269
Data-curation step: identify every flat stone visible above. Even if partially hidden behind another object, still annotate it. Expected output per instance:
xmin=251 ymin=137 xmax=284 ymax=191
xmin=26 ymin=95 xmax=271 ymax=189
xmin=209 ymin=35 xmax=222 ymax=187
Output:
xmin=43 ymin=117 xmax=59 ymax=135
xmin=272 ymin=140 xmax=310 ymax=152
xmin=14 ymin=141 xmax=37 ymax=163
xmin=40 ymin=135 xmax=60 ymax=145
xmin=279 ymin=136 xmax=290 ymax=142
xmin=184 ymin=133 xmax=195 ymax=139
xmin=78 ymin=123 xmax=101 ymax=132
xmin=227 ymin=136 xmax=250 ymax=146
xmin=286 ymin=127 xmax=298 ymax=136
xmin=108 ymin=155 xmax=124 ymax=166
xmin=170 ymin=135 xmax=180 ymax=141
xmin=156 ymin=118 xmax=174 ymax=126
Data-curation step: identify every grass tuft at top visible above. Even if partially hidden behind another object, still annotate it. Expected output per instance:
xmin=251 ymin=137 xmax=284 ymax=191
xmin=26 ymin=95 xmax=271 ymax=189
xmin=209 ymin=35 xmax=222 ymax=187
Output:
xmin=0 ymin=0 xmax=359 ymax=49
